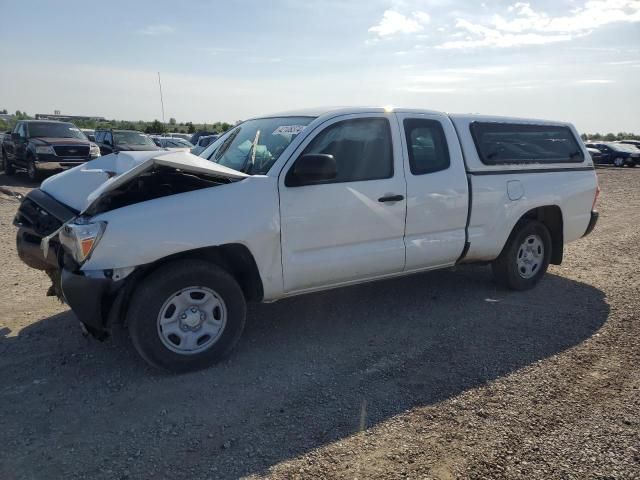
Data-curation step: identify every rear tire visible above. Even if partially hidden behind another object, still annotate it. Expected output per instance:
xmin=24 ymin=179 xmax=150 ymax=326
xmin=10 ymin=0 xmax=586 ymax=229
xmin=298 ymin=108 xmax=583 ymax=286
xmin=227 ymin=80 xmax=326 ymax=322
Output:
xmin=127 ymin=260 xmax=246 ymax=372
xmin=613 ymin=157 xmax=625 ymax=168
xmin=492 ymin=220 xmax=552 ymax=291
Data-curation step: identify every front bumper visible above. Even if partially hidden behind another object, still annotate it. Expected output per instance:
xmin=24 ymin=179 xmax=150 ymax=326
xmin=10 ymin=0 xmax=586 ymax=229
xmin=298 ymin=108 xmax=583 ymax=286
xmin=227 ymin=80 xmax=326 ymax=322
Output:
xmin=14 ymin=189 xmax=77 ymax=271
xmin=61 ymin=268 xmax=125 ymax=338
xmin=583 ymin=210 xmax=599 ymax=237
xmin=35 ymin=156 xmax=92 ymax=171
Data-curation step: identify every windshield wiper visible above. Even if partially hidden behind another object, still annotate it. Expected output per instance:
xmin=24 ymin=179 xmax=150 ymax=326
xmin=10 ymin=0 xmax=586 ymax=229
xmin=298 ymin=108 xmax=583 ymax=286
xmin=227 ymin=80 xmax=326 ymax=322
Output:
xmin=214 ymin=128 xmax=240 ymax=162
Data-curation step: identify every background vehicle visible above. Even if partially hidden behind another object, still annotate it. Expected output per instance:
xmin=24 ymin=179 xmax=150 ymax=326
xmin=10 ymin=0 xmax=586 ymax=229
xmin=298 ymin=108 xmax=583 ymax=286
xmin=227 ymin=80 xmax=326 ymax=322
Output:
xmin=190 ymin=130 xmax=217 ymax=145
xmin=585 ymin=142 xmax=640 ymax=167
xmin=165 ymin=133 xmax=192 ymax=142
xmin=190 ymin=134 xmax=219 ymax=155
xmin=586 ymin=147 xmax=602 ymax=163
xmin=155 ymin=137 xmax=194 ymax=151
xmin=94 ymin=129 xmax=160 ymax=155
xmin=617 ymin=139 xmax=640 ymax=149
xmin=0 ymin=130 xmax=10 ymax=156
xmin=81 ymin=128 xmax=96 ymax=141
xmin=15 ymin=107 xmax=599 ymax=372
xmin=2 ymin=120 xmax=100 ymax=180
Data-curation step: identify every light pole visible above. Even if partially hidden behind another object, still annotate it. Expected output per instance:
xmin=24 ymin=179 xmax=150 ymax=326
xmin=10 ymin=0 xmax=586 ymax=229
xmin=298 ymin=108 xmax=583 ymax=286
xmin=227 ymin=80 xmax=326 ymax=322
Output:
xmin=157 ymin=72 xmax=165 ymax=125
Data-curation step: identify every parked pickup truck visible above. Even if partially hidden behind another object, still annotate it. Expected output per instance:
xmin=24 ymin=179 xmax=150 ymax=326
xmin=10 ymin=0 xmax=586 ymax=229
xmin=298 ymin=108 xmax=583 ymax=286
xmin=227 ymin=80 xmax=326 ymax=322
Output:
xmin=14 ymin=107 xmax=599 ymax=372
xmin=2 ymin=120 xmax=101 ymax=181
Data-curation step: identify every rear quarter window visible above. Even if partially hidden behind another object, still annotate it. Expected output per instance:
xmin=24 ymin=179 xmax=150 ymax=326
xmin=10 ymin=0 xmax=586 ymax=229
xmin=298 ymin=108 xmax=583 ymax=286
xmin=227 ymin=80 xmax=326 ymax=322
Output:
xmin=470 ymin=122 xmax=584 ymax=165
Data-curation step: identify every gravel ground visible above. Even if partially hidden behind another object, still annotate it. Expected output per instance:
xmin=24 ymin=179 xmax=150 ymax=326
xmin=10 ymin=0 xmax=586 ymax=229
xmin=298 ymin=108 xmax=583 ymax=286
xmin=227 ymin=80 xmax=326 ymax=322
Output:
xmin=0 ymin=167 xmax=638 ymax=480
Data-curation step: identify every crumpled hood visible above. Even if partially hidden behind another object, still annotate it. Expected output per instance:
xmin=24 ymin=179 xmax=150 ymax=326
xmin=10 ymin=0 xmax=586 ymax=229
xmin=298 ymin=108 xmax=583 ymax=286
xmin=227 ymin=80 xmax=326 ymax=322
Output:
xmin=40 ymin=150 xmax=248 ymax=213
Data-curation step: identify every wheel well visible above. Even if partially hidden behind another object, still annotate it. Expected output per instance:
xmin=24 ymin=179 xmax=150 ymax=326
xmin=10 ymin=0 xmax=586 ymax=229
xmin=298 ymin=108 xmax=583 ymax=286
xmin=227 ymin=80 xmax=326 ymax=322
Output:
xmin=146 ymin=244 xmax=265 ymax=302
xmin=521 ymin=205 xmax=563 ymax=265
xmin=106 ymin=244 xmax=264 ymax=329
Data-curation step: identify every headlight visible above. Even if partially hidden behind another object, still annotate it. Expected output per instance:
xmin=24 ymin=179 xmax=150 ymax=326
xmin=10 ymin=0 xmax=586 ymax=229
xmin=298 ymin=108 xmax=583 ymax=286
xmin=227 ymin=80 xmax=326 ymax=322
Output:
xmin=89 ymin=143 xmax=101 ymax=157
xmin=59 ymin=220 xmax=107 ymax=264
xmin=35 ymin=145 xmax=55 ymax=155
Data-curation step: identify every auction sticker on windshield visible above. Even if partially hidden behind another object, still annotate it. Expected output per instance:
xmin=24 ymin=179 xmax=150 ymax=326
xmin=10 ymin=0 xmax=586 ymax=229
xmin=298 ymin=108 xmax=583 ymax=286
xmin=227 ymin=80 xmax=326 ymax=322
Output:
xmin=272 ymin=125 xmax=307 ymax=136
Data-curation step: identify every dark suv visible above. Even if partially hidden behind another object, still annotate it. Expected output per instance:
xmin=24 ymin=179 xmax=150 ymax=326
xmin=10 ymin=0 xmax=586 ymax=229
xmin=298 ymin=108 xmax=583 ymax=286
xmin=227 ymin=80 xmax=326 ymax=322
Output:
xmin=1 ymin=120 xmax=100 ymax=181
xmin=94 ymin=129 xmax=160 ymax=155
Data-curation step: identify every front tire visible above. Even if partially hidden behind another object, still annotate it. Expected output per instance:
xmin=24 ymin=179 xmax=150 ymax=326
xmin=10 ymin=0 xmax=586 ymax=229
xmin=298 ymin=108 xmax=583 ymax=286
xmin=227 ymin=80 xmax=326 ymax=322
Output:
xmin=26 ymin=156 xmax=41 ymax=182
xmin=613 ymin=157 xmax=625 ymax=168
xmin=2 ymin=150 xmax=15 ymax=175
xmin=492 ymin=220 xmax=552 ymax=291
xmin=127 ymin=260 xmax=247 ymax=372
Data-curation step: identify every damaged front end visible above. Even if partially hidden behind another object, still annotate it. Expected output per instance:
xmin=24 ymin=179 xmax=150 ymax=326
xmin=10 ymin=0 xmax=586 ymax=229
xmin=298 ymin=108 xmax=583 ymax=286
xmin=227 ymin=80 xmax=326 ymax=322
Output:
xmin=14 ymin=188 xmax=76 ymax=299
xmin=14 ymin=150 xmax=248 ymax=339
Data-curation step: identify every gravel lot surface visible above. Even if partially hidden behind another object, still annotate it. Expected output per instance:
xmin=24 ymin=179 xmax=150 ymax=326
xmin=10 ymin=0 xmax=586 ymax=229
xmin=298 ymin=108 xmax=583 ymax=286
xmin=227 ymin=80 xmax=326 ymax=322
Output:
xmin=0 ymin=168 xmax=638 ymax=480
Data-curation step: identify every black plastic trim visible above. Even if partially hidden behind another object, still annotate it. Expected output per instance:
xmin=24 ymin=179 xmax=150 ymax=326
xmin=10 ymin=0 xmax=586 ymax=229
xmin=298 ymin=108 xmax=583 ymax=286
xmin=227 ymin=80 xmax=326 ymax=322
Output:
xmin=22 ymin=188 xmax=78 ymax=221
xmin=583 ymin=211 xmax=599 ymax=237
xmin=456 ymin=241 xmax=471 ymax=265
xmin=468 ymin=166 xmax=594 ymax=176
xmin=61 ymin=268 xmax=124 ymax=338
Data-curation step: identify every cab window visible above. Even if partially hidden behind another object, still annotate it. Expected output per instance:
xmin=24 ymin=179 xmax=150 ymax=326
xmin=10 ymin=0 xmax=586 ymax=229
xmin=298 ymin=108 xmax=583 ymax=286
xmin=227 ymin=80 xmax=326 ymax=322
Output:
xmin=403 ymin=119 xmax=450 ymax=175
xmin=471 ymin=122 xmax=584 ymax=164
xmin=287 ymin=118 xmax=393 ymax=186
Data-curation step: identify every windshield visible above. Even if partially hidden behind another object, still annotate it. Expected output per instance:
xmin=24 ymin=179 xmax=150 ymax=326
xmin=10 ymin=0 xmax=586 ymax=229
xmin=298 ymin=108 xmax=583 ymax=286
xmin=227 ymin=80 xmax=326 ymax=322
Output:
xmin=28 ymin=122 xmax=86 ymax=139
xmin=610 ymin=143 xmax=639 ymax=153
xmin=114 ymin=131 xmax=156 ymax=146
xmin=200 ymin=117 xmax=315 ymax=174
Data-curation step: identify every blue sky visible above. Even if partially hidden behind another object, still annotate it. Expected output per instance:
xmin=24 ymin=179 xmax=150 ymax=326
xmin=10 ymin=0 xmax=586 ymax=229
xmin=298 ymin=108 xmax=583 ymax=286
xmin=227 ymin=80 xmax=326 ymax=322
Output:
xmin=0 ymin=0 xmax=639 ymax=132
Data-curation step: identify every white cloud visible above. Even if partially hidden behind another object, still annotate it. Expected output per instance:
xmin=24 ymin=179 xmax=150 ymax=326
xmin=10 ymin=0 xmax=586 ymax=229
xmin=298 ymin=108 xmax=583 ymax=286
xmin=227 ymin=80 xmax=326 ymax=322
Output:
xmin=576 ymin=79 xmax=615 ymax=84
xmin=496 ymin=1 xmax=640 ymax=34
xmin=438 ymin=1 xmax=640 ymax=49
xmin=408 ymin=74 xmax=466 ymax=83
xmin=439 ymin=21 xmax=573 ymax=49
xmin=369 ymin=10 xmax=430 ymax=37
xmin=605 ymin=60 xmax=640 ymax=65
xmin=401 ymin=86 xmax=458 ymax=93
xmin=139 ymin=25 xmax=175 ymax=36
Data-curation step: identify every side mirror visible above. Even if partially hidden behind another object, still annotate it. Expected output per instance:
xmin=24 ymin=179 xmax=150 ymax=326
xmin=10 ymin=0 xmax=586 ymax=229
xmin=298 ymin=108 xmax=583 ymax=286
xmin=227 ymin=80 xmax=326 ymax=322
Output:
xmin=11 ymin=132 xmax=20 ymax=141
xmin=88 ymin=134 xmax=96 ymax=142
xmin=288 ymin=153 xmax=337 ymax=186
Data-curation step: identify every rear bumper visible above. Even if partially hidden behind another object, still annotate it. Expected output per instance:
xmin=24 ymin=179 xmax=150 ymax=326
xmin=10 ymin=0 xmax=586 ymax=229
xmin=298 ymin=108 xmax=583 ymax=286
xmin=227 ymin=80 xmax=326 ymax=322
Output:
xmin=583 ymin=210 xmax=599 ymax=237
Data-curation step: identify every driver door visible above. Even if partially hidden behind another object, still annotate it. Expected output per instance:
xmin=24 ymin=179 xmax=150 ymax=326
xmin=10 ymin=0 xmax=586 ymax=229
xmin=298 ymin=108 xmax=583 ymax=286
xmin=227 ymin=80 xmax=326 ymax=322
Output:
xmin=15 ymin=123 xmax=28 ymax=166
xmin=279 ymin=114 xmax=407 ymax=293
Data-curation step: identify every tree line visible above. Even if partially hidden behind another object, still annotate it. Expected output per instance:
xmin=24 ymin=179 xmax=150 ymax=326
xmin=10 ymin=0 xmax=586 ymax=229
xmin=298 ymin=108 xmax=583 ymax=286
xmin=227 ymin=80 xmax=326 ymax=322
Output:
xmin=0 ymin=110 xmax=233 ymax=135
xmin=580 ymin=132 xmax=640 ymax=141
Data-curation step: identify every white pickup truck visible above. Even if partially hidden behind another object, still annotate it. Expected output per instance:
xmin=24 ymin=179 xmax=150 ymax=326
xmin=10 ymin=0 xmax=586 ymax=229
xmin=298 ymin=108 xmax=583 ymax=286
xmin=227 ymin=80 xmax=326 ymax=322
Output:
xmin=14 ymin=107 xmax=599 ymax=372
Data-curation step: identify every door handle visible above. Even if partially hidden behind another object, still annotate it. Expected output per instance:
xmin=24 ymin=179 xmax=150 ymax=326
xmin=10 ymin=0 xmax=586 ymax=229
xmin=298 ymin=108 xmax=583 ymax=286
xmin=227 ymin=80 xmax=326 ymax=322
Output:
xmin=378 ymin=194 xmax=404 ymax=203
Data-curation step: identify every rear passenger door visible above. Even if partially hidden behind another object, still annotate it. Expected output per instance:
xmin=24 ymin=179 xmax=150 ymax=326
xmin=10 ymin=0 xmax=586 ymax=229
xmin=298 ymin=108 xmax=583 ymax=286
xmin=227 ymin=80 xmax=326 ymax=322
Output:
xmin=279 ymin=114 xmax=407 ymax=293
xmin=395 ymin=113 xmax=469 ymax=271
